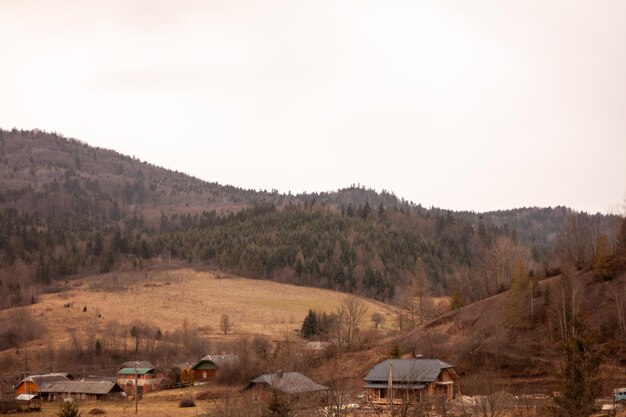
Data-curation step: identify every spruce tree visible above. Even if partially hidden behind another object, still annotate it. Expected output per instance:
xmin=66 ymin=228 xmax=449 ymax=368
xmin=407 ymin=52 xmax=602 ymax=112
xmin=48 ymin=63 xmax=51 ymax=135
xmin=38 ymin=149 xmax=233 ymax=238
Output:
xmin=552 ymin=318 xmax=602 ymax=417
xmin=300 ymin=310 xmax=318 ymax=339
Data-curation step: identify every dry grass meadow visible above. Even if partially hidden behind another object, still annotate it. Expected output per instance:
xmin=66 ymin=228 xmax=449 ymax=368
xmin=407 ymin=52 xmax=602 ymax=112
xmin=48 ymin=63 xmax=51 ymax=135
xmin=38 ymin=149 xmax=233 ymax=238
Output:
xmin=0 ymin=268 xmax=399 ymax=372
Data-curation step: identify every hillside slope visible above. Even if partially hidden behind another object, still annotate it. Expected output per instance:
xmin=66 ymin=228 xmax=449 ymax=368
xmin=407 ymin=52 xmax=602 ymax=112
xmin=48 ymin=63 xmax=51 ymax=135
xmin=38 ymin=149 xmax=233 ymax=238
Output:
xmin=0 ymin=268 xmax=399 ymax=375
xmin=0 ymin=128 xmax=621 ymax=311
xmin=397 ymin=270 xmax=626 ymax=378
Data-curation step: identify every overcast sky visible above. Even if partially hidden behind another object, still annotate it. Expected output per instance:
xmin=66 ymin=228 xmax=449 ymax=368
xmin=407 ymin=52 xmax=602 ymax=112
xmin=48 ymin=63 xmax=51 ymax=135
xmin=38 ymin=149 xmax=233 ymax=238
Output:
xmin=1 ymin=1 xmax=625 ymax=213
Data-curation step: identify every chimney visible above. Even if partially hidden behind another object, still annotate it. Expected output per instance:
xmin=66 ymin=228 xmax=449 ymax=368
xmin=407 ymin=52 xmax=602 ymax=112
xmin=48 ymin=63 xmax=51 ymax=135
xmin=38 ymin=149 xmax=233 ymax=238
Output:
xmin=277 ymin=370 xmax=283 ymax=378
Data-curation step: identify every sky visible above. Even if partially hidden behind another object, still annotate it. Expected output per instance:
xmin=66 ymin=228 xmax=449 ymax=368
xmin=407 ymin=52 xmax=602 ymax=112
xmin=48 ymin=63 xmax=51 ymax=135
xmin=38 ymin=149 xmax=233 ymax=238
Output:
xmin=1 ymin=0 xmax=625 ymax=214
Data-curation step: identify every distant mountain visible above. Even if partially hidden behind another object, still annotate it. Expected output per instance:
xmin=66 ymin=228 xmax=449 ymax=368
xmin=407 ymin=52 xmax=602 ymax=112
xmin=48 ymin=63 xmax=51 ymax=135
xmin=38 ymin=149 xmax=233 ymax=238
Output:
xmin=0 ymin=128 xmax=621 ymax=311
xmin=455 ymin=207 xmax=620 ymax=247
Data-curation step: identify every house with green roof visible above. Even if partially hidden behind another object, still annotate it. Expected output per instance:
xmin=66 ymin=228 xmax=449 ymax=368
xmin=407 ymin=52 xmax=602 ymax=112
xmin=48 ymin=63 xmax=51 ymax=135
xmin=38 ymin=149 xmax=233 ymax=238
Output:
xmin=191 ymin=353 xmax=239 ymax=383
xmin=116 ymin=364 xmax=162 ymax=395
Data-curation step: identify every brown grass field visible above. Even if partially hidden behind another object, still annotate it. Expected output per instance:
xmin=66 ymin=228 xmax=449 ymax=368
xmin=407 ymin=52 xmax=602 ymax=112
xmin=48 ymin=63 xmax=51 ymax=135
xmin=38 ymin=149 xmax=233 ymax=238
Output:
xmin=0 ymin=268 xmax=400 ymax=373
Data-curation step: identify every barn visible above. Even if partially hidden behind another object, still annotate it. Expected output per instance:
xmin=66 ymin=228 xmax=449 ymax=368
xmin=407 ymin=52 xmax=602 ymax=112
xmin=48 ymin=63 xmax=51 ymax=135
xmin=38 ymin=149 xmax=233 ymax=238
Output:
xmin=39 ymin=380 xmax=125 ymax=401
xmin=13 ymin=373 xmax=71 ymax=397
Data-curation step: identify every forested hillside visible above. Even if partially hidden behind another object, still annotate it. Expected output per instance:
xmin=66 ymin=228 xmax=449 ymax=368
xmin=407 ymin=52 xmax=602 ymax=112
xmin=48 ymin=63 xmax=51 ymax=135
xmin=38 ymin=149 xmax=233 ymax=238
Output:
xmin=0 ymin=128 xmax=622 ymax=311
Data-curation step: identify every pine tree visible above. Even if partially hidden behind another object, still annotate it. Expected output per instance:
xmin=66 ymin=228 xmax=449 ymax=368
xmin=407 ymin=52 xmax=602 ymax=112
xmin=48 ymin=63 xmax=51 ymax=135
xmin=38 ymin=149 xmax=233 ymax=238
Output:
xmin=618 ymin=217 xmax=626 ymax=252
xmin=300 ymin=310 xmax=318 ymax=339
xmin=507 ymin=258 xmax=530 ymax=328
xmin=593 ymin=234 xmax=614 ymax=280
xmin=57 ymin=400 xmax=81 ymax=417
xmin=388 ymin=343 xmax=401 ymax=359
xmin=552 ymin=318 xmax=602 ymax=417
xmin=449 ymin=292 xmax=463 ymax=311
xmin=264 ymin=390 xmax=290 ymax=417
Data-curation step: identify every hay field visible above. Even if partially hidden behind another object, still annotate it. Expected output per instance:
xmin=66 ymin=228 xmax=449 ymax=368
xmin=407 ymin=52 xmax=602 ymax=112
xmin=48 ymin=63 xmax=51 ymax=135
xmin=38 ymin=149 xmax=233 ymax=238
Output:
xmin=0 ymin=268 xmax=398 ymax=366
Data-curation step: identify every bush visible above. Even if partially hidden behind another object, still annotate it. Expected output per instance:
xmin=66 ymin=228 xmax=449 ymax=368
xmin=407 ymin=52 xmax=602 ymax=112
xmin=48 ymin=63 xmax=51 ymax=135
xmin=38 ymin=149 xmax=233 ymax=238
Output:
xmin=179 ymin=398 xmax=195 ymax=408
xmin=58 ymin=400 xmax=81 ymax=417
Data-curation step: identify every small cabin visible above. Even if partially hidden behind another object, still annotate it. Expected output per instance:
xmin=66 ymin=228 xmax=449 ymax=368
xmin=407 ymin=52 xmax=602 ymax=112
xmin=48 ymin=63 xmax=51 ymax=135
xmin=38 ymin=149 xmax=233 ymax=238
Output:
xmin=191 ymin=354 xmax=239 ymax=383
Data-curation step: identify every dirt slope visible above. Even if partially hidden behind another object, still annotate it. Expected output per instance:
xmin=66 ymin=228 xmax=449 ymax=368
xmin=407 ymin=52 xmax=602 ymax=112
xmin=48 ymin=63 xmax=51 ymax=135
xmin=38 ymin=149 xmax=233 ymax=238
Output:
xmin=398 ymin=270 xmax=626 ymax=379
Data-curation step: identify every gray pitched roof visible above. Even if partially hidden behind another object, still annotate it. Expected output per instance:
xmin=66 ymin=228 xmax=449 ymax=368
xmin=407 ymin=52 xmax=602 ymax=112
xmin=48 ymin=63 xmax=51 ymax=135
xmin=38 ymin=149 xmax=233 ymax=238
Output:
xmin=364 ymin=359 xmax=454 ymax=384
xmin=193 ymin=354 xmax=240 ymax=370
xmin=200 ymin=354 xmax=239 ymax=365
xmin=39 ymin=380 xmax=124 ymax=395
xmin=19 ymin=373 xmax=70 ymax=387
xmin=246 ymin=372 xmax=329 ymax=394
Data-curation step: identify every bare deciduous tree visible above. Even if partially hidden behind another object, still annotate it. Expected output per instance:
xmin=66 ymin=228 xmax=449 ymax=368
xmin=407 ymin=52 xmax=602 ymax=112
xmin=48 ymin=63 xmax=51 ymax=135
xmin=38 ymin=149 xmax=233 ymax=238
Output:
xmin=371 ymin=312 xmax=385 ymax=330
xmin=220 ymin=314 xmax=233 ymax=335
xmin=341 ymin=295 xmax=368 ymax=349
xmin=556 ymin=213 xmax=596 ymax=270
xmin=459 ymin=369 xmax=512 ymax=417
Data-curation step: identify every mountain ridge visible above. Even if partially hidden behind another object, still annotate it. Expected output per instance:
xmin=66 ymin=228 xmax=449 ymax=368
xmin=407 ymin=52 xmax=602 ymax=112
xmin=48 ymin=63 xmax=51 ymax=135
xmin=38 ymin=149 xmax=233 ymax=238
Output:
xmin=0 ymin=127 xmax=621 ymax=310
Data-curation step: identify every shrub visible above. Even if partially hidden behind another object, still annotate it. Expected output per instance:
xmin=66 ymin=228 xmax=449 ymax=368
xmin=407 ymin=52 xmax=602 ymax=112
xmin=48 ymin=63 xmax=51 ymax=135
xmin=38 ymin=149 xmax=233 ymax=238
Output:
xmin=58 ymin=400 xmax=81 ymax=417
xmin=179 ymin=398 xmax=195 ymax=408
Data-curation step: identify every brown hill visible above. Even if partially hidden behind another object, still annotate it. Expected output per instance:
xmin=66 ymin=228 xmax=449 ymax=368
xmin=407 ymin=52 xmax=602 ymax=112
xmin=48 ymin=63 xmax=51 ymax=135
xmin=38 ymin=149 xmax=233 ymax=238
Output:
xmin=395 ymin=270 xmax=626 ymax=384
xmin=0 ymin=268 xmax=399 ymax=376
xmin=0 ymin=128 xmax=277 ymax=221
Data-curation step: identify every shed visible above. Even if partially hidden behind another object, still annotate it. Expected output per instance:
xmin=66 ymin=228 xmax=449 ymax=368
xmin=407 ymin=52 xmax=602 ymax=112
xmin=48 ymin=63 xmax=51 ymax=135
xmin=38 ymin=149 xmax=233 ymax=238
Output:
xmin=39 ymin=380 xmax=125 ymax=401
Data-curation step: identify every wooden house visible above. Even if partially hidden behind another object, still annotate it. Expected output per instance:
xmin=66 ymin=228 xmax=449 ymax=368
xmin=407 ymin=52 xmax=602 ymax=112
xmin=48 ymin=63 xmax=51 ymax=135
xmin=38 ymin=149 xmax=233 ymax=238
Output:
xmin=14 ymin=373 xmax=71 ymax=397
xmin=116 ymin=366 xmax=162 ymax=395
xmin=364 ymin=358 xmax=459 ymax=405
xmin=38 ymin=380 xmax=125 ymax=401
xmin=191 ymin=353 xmax=239 ymax=383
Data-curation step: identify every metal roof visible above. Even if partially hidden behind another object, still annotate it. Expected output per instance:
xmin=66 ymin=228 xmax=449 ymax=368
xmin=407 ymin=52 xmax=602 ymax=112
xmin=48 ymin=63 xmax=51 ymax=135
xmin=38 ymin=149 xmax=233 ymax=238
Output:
xmin=16 ymin=394 xmax=39 ymax=400
xmin=18 ymin=374 xmax=69 ymax=387
xmin=364 ymin=359 xmax=455 ymax=384
xmin=364 ymin=383 xmax=426 ymax=390
xmin=117 ymin=368 xmax=153 ymax=375
xmin=192 ymin=354 xmax=239 ymax=370
xmin=246 ymin=372 xmax=329 ymax=394
xmin=39 ymin=380 xmax=124 ymax=395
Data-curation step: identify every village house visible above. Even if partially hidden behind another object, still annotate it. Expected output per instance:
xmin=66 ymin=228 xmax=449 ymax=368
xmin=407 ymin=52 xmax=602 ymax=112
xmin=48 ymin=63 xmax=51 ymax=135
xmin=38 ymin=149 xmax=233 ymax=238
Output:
xmin=38 ymin=380 xmax=125 ymax=401
xmin=364 ymin=358 xmax=459 ymax=405
xmin=191 ymin=353 xmax=239 ymax=383
xmin=244 ymin=371 xmax=329 ymax=408
xmin=116 ymin=364 xmax=162 ymax=395
xmin=13 ymin=373 xmax=72 ymax=397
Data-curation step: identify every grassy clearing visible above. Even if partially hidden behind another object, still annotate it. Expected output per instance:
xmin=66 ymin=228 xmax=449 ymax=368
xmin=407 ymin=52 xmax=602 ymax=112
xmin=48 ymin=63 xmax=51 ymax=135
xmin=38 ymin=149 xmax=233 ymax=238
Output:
xmin=0 ymin=268 xmax=399 ymax=371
